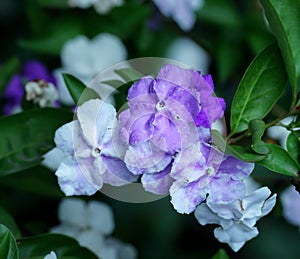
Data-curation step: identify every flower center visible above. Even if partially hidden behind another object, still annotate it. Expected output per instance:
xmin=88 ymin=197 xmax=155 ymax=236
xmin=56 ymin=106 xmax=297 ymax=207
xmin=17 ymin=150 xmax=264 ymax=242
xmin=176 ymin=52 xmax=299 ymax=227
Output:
xmin=206 ymin=166 xmax=215 ymax=175
xmin=91 ymin=147 xmax=101 ymax=157
xmin=156 ymin=100 xmax=165 ymax=111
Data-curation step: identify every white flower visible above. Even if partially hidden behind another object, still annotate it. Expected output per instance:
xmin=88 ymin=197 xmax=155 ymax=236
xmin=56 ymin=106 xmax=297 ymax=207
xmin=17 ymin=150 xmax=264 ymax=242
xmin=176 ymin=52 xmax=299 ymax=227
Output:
xmin=25 ymin=80 xmax=58 ymax=107
xmin=44 ymin=251 xmax=57 ymax=259
xmin=53 ymin=98 xmax=136 ymax=196
xmin=69 ymin=0 xmax=123 ymax=14
xmin=195 ymin=187 xmax=277 ymax=252
xmin=51 ymin=198 xmax=137 ymax=259
xmin=165 ymin=37 xmax=210 ymax=73
xmin=153 ymin=0 xmax=204 ymax=31
xmin=55 ymin=33 xmax=127 ymax=105
xmin=280 ymin=185 xmax=300 ymax=229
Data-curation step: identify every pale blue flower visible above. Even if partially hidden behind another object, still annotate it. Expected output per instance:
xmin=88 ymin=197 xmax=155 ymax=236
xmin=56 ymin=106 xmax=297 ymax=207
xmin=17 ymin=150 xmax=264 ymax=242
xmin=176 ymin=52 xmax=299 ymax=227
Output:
xmin=195 ymin=187 xmax=277 ymax=252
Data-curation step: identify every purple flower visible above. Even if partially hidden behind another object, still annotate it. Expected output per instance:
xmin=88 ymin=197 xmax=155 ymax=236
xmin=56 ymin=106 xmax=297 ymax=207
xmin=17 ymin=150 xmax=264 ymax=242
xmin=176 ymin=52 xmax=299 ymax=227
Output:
xmin=2 ymin=60 xmax=56 ymax=115
xmin=54 ymin=99 xmax=137 ymax=196
xmin=153 ymin=0 xmax=204 ymax=31
xmin=169 ymin=128 xmax=254 ymax=214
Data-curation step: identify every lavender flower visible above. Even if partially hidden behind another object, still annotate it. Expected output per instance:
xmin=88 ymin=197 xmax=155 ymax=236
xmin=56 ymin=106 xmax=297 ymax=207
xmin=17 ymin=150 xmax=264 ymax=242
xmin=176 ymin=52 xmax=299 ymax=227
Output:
xmin=195 ymin=187 xmax=277 ymax=252
xmin=169 ymin=128 xmax=254 ymax=214
xmin=153 ymin=0 xmax=204 ymax=31
xmin=54 ymin=99 xmax=137 ymax=196
xmin=3 ymin=60 xmax=56 ymax=115
xmin=119 ymin=64 xmax=225 ymax=198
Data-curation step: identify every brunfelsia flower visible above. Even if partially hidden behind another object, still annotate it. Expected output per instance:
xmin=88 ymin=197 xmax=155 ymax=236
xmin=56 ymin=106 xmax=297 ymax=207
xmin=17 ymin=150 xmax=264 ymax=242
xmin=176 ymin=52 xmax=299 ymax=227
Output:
xmin=280 ymin=185 xmax=300 ymax=229
xmin=169 ymin=128 xmax=254 ymax=214
xmin=165 ymin=37 xmax=210 ymax=74
xmin=119 ymin=64 xmax=225 ymax=196
xmin=3 ymin=60 xmax=56 ymax=115
xmin=195 ymin=186 xmax=277 ymax=252
xmin=54 ymin=33 xmax=127 ymax=105
xmin=54 ymin=98 xmax=137 ymax=196
xmin=153 ymin=0 xmax=204 ymax=31
xmin=51 ymin=198 xmax=137 ymax=259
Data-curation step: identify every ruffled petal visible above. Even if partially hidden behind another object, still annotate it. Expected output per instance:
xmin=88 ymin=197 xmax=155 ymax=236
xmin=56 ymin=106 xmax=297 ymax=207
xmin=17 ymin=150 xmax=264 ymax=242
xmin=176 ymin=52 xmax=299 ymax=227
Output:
xmin=55 ymin=157 xmax=98 ymax=196
xmin=141 ymin=163 xmax=173 ymax=195
xmin=42 ymin=147 xmax=66 ymax=171
xmin=54 ymin=121 xmax=76 ymax=156
xmin=170 ymin=180 xmax=206 ymax=214
xmin=124 ymin=141 xmax=172 ymax=175
xmin=214 ymin=224 xmax=259 ymax=252
xmin=102 ymin=156 xmax=138 ymax=185
xmin=207 ymin=175 xmax=245 ymax=202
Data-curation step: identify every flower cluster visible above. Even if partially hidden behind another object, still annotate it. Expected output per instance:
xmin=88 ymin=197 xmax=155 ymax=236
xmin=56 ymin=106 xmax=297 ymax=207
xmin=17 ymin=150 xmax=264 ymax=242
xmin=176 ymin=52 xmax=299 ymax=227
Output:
xmin=52 ymin=63 xmax=277 ymax=251
xmin=51 ymin=198 xmax=137 ymax=259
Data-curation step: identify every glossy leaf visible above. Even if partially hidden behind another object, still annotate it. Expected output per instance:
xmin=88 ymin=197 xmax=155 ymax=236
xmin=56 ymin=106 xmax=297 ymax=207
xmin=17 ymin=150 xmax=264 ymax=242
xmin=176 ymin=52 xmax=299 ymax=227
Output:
xmin=287 ymin=131 xmax=300 ymax=166
xmin=62 ymin=74 xmax=98 ymax=105
xmin=212 ymin=130 xmax=266 ymax=162
xmin=230 ymin=43 xmax=287 ymax=134
xmin=18 ymin=233 xmax=96 ymax=258
xmin=0 ymin=224 xmax=19 ymax=259
xmin=0 ymin=207 xmax=21 ymax=239
xmin=0 ymin=58 xmax=20 ymax=96
xmin=257 ymin=144 xmax=300 ymax=176
xmin=0 ymin=108 xmax=72 ymax=175
xmin=261 ymin=0 xmax=300 ymax=103
xmin=114 ymin=68 xmax=143 ymax=82
xmin=249 ymin=119 xmax=270 ymax=154
xmin=211 ymin=248 xmax=229 ymax=259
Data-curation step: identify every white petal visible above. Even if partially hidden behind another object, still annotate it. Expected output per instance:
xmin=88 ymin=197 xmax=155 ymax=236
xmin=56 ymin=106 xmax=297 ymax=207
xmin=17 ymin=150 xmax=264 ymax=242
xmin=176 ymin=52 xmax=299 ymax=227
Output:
xmin=242 ymin=187 xmax=272 ymax=219
xmin=42 ymin=147 xmax=66 ymax=171
xmin=194 ymin=203 xmax=232 ymax=229
xmin=214 ymin=224 xmax=259 ymax=252
xmin=77 ymin=99 xmax=116 ymax=147
xmin=260 ymin=193 xmax=277 ymax=218
xmin=105 ymin=237 xmax=138 ymax=259
xmin=55 ymin=158 xmax=98 ymax=196
xmin=61 ymin=35 xmax=94 ymax=78
xmin=77 ymin=230 xmax=107 ymax=258
xmin=166 ymin=37 xmax=210 ymax=73
xmin=54 ymin=121 xmax=76 ymax=156
xmin=43 ymin=251 xmax=57 ymax=259
xmin=206 ymin=199 xmax=243 ymax=220
xmin=87 ymin=200 xmax=115 ymax=235
xmin=281 ymin=186 xmax=300 ymax=226
xmin=58 ymin=198 xmax=89 ymax=228
xmin=90 ymin=33 xmax=127 ymax=75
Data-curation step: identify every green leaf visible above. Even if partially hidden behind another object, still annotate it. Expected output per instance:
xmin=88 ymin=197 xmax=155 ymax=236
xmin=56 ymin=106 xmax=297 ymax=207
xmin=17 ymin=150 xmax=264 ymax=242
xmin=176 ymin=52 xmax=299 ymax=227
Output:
xmin=19 ymin=18 xmax=82 ymax=55
xmin=261 ymin=0 xmax=300 ymax=103
xmin=18 ymin=233 xmax=96 ymax=258
xmin=62 ymin=74 xmax=99 ymax=105
xmin=0 ymin=58 xmax=20 ymax=96
xmin=0 ymin=207 xmax=21 ymax=239
xmin=212 ymin=130 xmax=266 ymax=162
xmin=211 ymin=248 xmax=229 ymax=259
xmin=114 ymin=68 xmax=143 ymax=82
xmin=230 ymin=43 xmax=287 ymax=134
xmin=287 ymin=131 xmax=300 ymax=166
xmin=249 ymin=119 xmax=270 ymax=154
xmin=0 ymin=166 xmax=63 ymax=198
xmin=0 ymin=224 xmax=19 ymax=259
xmin=257 ymin=144 xmax=300 ymax=176
xmin=0 ymin=108 xmax=72 ymax=175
